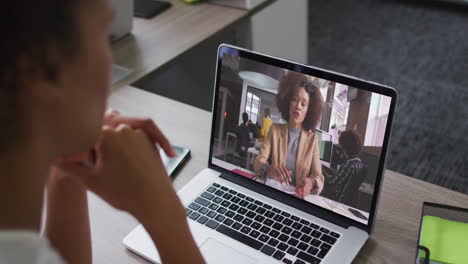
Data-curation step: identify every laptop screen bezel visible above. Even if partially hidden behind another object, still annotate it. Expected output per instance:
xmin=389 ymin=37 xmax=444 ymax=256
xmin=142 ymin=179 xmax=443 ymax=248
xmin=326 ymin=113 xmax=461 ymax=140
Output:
xmin=208 ymin=44 xmax=398 ymax=234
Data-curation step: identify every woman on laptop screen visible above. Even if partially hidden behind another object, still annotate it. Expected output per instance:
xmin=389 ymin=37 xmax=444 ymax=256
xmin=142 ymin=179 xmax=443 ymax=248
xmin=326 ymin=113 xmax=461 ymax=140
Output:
xmin=253 ymin=71 xmax=324 ymax=199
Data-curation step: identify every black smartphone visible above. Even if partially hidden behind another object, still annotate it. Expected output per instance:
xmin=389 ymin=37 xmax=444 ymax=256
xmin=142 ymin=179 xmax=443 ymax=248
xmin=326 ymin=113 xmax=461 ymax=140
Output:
xmin=134 ymin=0 xmax=172 ymax=19
xmin=160 ymin=145 xmax=191 ymax=176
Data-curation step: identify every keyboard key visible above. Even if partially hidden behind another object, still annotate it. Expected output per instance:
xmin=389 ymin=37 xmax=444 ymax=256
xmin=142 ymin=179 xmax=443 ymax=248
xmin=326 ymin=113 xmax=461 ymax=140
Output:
xmin=283 ymin=219 xmax=293 ymax=226
xmin=264 ymin=219 xmax=274 ymax=226
xmin=216 ymin=225 xmax=263 ymax=250
xmin=260 ymin=245 xmax=275 ymax=256
xmin=229 ymin=189 xmax=237 ymax=195
xmin=212 ymin=183 xmax=220 ymax=188
xmin=254 ymin=200 xmax=263 ymax=206
xmin=232 ymin=222 xmax=242 ymax=230
xmin=247 ymin=204 xmax=258 ymax=211
xmin=198 ymin=207 xmax=209 ymax=215
xmin=298 ymin=242 xmax=308 ymax=251
xmin=238 ymin=208 xmax=248 ymax=215
xmin=237 ymin=193 xmax=246 ymax=198
xmin=264 ymin=211 xmax=275 ymax=218
xmin=215 ymin=215 xmax=225 ymax=222
xmin=240 ymin=226 xmax=252 ymax=234
xmin=269 ymin=230 xmax=280 ymax=238
xmin=272 ymin=223 xmax=284 ymax=230
xmin=311 ymin=238 xmax=321 ymax=247
xmin=267 ymin=238 xmax=279 ymax=247
xmin=207 ymin=187 xmax=216 ymax=193
xmin=221 ymin=200 xmax=231 ymax=207
xmin=213 ymin=197 xmax=223 ymax=204
xmin=273 ymin=250 xmax=286 ymax=260
xmin=320 ymin=234 xmax=337 ymax=245
xmin=197 ymin=216 xmax=209 ymax=224
xmin=188 ymin=203 xmax=201 ymax=210
xmin=291 ymin=215 xmax=300 ymax=221
xmin=262 ymin=204 xmax=272 ymax=209
xmin=294 ymin=260 xmax=306 ymax=264
xmin=186 ymin=208 xmax=192 ymax=216
xmin=300 ymin=219 xmax=310 ymax=225
xmin=208 ymin=203 xmax=219 ymax=210
xmin=291 ymin=231 xmax=302 ymax=239
xmin=242 ymin=218 xmax=253 ymax=226
xmin=201 ymin=192 xmax=214 ymax=200
xmin=307 ymin=246 xmax=319 ymax=256
xmin=283 ymin=258 xmax=292 ymax=264
xmin=297 ymin=251 xmax=321 ymax=264
xmin=254 ymin=215 xmax=265 ymax=223
xmin=205 ymin=219 xmax=219 ymax=229
xmin=225 ymin=210 xmax=236 ymax=218
xmin=220 ymin=186 xmax=229 ymax=191
xmin=319 ymin=227 xmax=330 ymax=234
xmin=287 ymin=247 xmax=298 ymax=256
xmin=278 ymin=234 xmax=289 ymax=242
xmin=256 ymin=207 xmax=267 ymax=215
xmin=231 ymin=197 xmax=241 ymax=204
xmin=301 ymin=226 xmax=312 ymax=234
xmin=214 ymin=190 xmax=225 ymax=196
xmin=216 ymin=207 xmax=227 ymax=214
xmin=282 ymin=226 xmax=292 ymax=235
xmin=246 ymin=197 xmax=254 ymax=202
xmin=310 ymin=223 xmax=320 ymax=229
xmin=259 ymin=234 xmax=269 ymax=242
xmin=246 ymin=211 xmax=257 ymax=219
xmin=317 ymin=247 xmax=329 ymax=259
xmin=260 ymin=226 xmax=271 ymax=234
xmin=300 ymin=234 xmax=312 ymax=243
xmin=234 ymin=214 xmax=244 ymax=221
xmin=311 ymin=230 xmax=322 ymax=238
xmin=277 ymin=242 xmax=288 ymax=251
xmin=249 ymin=230 xmax=260 ymax=238
xmin=281 ymin=212 xmax=291 ymax=217
xmin=292 ymin=222 xmax=303 ymax=230
xmin=189 ymin=212 xmax=200 ymax=220
xmin=239 ymin=200 xmax=249 ymax=207
xmin=223 ymin=218 xmax=234 ymax=226
xmin=317 ymin=243 xmax=331 ymax=258
xmin=330 ymin=232 xmax=340 ymax=239
xmin=274 ymin=215 xmax=285 ymax=222
xmin=251 ymin=222 xmax=261 ymax=230
xmin=207 ymin=210 xmax=217 ymax=218
xmin=287 ymin=238 xmax=299 ymax=247
xmin=272 ymin=208 xmax=281 ymax=213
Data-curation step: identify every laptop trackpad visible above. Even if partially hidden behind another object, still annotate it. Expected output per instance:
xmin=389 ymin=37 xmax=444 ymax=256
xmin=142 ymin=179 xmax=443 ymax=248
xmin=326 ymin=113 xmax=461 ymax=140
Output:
xmin=200 ymin=238 xmax=258 ymax=264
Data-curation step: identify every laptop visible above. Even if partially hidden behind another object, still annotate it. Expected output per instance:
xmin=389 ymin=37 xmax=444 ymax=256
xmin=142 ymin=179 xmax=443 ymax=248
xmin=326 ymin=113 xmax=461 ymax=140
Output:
xmin=123 ymin=44 xmax=398 ymax=264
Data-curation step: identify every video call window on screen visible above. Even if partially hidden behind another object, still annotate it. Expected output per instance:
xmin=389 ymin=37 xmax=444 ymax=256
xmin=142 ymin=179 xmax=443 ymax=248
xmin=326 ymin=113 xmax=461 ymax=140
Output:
xmin=211 ymin=54 xmax=392 ymax=224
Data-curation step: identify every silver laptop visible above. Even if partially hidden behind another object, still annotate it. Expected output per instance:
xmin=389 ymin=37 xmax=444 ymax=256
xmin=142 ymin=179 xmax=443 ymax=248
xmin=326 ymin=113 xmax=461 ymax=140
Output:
xmin=123 ymin=44 xmax=398 ymax=264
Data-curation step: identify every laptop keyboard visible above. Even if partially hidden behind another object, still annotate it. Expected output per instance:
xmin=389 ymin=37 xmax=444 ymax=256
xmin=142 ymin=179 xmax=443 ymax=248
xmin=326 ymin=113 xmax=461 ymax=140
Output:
xmin=185 ymin=183 xmax=341 ymax=264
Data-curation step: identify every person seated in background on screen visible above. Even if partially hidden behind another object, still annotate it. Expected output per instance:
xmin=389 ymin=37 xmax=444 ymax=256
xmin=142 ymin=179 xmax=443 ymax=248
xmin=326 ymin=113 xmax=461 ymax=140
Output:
xmin=323 ymin=130 xmax=367 ymax=203
xmin=259 ymin=108 xmax=272 ymax=142
xmin=253 ymin=71 xmax=324 ymax=199
xmin=237 ymin=112 xmax=251 ymax=153
xmin=0 ymin=0 xmax=204 ymax=263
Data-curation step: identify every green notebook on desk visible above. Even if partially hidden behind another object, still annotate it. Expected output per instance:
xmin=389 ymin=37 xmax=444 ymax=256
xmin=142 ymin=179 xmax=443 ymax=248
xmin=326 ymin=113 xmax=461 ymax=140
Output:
xmin=419 ymin=215 xmax=468 ymax=264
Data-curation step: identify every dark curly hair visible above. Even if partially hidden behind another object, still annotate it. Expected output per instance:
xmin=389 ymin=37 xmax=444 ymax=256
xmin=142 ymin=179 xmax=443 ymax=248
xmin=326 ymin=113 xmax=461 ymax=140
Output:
xmin=276 ymin=71 xmax=323 ymax=131
xmin=339 ymin=130 xmax=363 ymax=157
xmin=0 ymin=0 xmax=87 ymax=154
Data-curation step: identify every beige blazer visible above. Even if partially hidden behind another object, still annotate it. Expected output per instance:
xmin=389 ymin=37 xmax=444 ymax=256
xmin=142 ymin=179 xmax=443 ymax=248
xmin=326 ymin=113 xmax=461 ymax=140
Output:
xmin=253 ymin=123 xmax=324 ymax=194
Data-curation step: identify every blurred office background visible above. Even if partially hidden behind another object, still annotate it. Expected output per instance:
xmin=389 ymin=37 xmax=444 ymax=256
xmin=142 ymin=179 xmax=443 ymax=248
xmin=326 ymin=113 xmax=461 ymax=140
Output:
xmin=135 ymin=0 xmax=467 ymax=195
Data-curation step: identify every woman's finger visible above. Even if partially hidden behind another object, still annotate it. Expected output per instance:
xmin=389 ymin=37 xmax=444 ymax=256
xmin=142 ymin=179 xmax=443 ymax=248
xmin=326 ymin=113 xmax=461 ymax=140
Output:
xmin=105 ymin=115 xmax=176 ymax=157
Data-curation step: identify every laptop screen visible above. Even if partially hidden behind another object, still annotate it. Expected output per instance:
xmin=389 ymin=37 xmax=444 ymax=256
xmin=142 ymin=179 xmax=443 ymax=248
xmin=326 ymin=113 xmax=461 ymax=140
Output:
xmin=210 ymin=45 xmax=396 ymax=226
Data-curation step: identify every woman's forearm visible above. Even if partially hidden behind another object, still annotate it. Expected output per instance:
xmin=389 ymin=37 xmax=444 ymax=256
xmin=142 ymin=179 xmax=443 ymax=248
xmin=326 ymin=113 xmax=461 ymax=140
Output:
xmin=139 ymin=207 xmax=205 ymax=264
xmin=44 ymin=168 xmax=92 ymax=264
